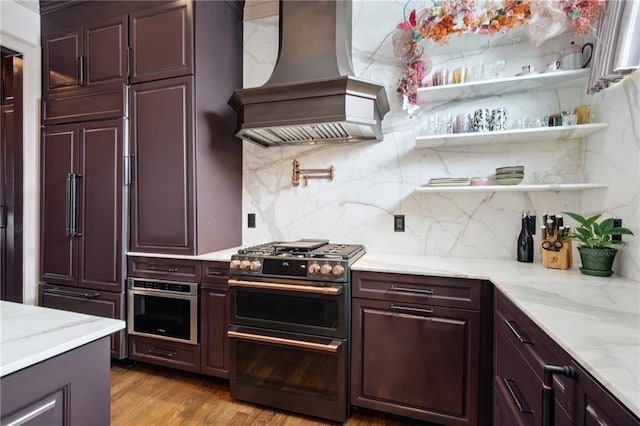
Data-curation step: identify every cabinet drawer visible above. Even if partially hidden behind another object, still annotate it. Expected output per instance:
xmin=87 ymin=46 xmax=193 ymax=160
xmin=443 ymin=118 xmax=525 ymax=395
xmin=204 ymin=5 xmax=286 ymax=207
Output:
xmin=495 ymin=290 xmax=574 ymax=413
xmin=128 ymin=335 xmax=201 ymax=373
xmin=352 ymin=271 xmax=482 ymax=310
xmin=128 ymin=256 xmax=201 ymax=282
xmin=42 ymin=83 xmax=127 ymax=125
xmin=201 ymin=261 xmax=229 ymax=289
xmin=39 ymin=283 xmax=126 ymax=359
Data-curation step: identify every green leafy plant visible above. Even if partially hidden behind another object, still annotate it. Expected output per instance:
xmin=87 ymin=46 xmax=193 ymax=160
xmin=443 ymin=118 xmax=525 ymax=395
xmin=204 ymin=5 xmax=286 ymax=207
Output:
xmin=563 ymin=212 xmax=634 ymax=249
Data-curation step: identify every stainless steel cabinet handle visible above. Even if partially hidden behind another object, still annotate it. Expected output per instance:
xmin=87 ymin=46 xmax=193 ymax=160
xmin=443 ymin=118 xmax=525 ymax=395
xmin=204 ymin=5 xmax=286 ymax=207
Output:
xmin=504 ymin=319 xmax=533 ymax=344
xmin=228 ymin=279 xmax=342 ymax=295
xmin=4 ymin=396 xmax=57 ymax=426
xmin=148 ymin=348 xmax=177 ymax=358
xmin=503 ymin=378 xmax=532 ymax=414
xmin=44 ymin=287 xmax=101 ymax=299
xmin=228 ymin=330 xmax=341 ymax=353
xmin=389 ymin=304 xmax=434 ymax=314
xmin=389 ymin=285 xmax=434 ymax=295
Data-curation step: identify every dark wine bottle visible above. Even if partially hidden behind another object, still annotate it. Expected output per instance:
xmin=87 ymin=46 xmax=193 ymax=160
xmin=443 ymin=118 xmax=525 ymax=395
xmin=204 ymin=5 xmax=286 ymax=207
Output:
xmin=517 ymin=213 xmax=534 ymax=263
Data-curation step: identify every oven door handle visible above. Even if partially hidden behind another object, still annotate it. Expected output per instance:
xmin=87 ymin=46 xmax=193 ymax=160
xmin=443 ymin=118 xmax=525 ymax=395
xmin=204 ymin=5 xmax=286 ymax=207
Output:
xmin=227 ymin=329 xmax=341 ymax=353
xmin=227 ymin=279 xmax=342 ymax=295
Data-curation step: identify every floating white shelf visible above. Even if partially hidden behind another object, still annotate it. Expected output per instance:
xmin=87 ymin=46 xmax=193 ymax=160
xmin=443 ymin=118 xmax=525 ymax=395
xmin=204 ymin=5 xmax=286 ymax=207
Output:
xmin=414 ymin=183 xmax=608 ymax=194
xmin=415 ymin=123 xmax=608 ymax=148
xmin=416 ymin=69 xmax=589 ymax=107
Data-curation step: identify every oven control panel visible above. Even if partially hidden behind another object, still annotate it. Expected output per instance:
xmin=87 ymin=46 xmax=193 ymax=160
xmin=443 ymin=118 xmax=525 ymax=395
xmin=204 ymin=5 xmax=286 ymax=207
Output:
xmin=229 ymin=256 xmax=348 ymax=282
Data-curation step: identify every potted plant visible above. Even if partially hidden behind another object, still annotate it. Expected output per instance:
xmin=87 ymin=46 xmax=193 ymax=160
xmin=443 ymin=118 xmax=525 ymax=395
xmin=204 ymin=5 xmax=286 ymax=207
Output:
xmin=563 ymin=212 xmax=634 ymax=277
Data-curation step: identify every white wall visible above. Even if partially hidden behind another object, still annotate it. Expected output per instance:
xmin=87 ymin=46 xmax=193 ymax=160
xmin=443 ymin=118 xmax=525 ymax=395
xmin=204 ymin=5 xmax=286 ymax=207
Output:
xmin=241 ymin=1 xmax=640 ymax=281
xmin=1 ymin=0 xmax=41 ymax=304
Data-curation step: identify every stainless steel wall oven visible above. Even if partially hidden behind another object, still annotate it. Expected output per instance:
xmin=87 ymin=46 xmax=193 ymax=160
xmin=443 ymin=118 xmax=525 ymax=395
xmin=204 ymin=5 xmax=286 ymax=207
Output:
xmin=127 ymin=278 xmax=198 ymax=345
xmin=227 ymin=240 xmax=365 ymax=423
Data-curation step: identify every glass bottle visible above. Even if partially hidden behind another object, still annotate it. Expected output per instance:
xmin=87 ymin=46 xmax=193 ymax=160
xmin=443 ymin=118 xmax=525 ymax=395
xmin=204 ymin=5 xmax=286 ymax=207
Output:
xmin=518 ymin=213 xmax=534 ymax=263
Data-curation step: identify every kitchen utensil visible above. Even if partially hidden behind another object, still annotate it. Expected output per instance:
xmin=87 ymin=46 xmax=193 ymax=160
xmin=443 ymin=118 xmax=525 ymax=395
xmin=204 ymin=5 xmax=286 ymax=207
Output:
xmin=560 ymin=41 xmax=594 ymax=70
xmin=542 ymin=238 xmax=564 ymax=251
xmin=545 ymin=60 xmax=561 ymax=72
xmin=496 ymin=176 xmax=523 ymax=185
xmin=496 ymin=166 xmax=524 ymax=174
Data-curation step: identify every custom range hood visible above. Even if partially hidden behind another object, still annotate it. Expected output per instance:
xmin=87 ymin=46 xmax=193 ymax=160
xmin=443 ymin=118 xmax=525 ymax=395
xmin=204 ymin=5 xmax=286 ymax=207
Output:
xmin=228 ymin=0 xmax=390 ymax=147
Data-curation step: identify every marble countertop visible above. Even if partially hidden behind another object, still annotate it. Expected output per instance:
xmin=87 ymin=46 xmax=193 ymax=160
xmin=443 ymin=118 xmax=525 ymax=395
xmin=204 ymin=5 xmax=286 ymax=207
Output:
xmin=353 ymin=253 xmax=640 ymax=418
xmin=0 ymin=301 xmax=125 ymax=377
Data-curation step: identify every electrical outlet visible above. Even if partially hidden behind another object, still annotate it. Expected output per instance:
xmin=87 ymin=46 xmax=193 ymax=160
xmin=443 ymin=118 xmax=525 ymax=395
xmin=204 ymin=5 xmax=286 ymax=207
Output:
xmin=612 ymin=218 xmax=622 ymax=241
xmin=247 ymin=213 xmax=256 ymax=228
xmin=394 ymin=215 xmax=405 ymax=232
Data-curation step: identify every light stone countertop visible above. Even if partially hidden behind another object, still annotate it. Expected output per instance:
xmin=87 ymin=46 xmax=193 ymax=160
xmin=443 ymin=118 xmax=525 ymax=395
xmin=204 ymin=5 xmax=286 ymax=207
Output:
xmin=126 ymin=248 xmax=640 ymax=417
xmin=352 ymin=253 xmax=640 ymax=418
xmin=0 ymin=301 xmax=125 ymax=377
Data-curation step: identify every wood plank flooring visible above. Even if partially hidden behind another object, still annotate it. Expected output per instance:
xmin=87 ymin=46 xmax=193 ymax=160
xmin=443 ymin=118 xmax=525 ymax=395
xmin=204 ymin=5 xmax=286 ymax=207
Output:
xmin=110 ymin=361 xmax=429 ymax=426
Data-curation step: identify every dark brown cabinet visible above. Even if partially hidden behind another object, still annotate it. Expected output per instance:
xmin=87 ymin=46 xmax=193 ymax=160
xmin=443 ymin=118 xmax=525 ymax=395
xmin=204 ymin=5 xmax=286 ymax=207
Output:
xmin=41 ymin=120 xmax=125 ymax=291
xmin=129 ymin=335 xmax=201 ymax=373
xmin=129 ymin=0 xmax=193 ymax=84
xmin=1 ymin=337 xmax=111 ymax=426
xmin=351 ymin=271 xmax=492 ymax=426
xmin=42 ymin=15 xmax=128 ymax=95
xmin=493 ymin=289 xmax=639 ymax=426
xmin=129 ymin=0 xmax=242 ymax=255
xmin=200 ymin=261 xmax=229 ymax=378
xmin=40 ymin=120 xmax=127 ymax=359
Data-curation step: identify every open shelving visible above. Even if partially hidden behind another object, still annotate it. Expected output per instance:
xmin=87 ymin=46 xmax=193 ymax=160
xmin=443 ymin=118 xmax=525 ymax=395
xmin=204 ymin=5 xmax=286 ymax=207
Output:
xmin=413 ymin=183 xmax=608 ymax=194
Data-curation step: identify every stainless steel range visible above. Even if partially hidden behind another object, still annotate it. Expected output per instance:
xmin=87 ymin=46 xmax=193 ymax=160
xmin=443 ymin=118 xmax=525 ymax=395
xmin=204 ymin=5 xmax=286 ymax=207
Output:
xmin=227 ymin=240 xmax=365 ymax=423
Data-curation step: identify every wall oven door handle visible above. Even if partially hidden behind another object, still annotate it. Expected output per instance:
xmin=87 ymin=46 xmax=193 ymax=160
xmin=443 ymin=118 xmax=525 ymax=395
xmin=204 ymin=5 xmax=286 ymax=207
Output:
xmin=227 ymin=330 xmax=341 ymax=353
xmin=228 ymin=279 xmax=342 ymax=295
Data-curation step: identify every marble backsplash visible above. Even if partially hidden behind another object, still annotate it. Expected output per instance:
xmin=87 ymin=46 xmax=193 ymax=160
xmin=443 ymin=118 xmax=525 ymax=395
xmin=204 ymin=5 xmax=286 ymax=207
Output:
xmin=240 ymin=1 xmax=639 ymax=281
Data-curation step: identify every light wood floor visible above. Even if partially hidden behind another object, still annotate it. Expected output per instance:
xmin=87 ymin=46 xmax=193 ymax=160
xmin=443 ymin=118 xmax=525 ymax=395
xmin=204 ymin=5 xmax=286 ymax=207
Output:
xmin=110 ymin=361 xmax=430 ymax=426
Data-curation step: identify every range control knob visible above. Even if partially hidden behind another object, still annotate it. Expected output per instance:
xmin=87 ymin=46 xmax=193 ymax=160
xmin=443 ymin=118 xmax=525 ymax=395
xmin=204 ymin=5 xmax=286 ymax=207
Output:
xmin=230 ymin=260 xmax=241 ymax=270
xmin=240 ymin=260 xmax=251 ymax=271
xmin=332 ymin=264 xmax=345 ymax=277
xmin=308 ymin=263 xmax=321 ymax=275
xmin=249 ymin=260 xmax=262 ymax=272
xmin=320 ymin=263 xmax=333 ymax=275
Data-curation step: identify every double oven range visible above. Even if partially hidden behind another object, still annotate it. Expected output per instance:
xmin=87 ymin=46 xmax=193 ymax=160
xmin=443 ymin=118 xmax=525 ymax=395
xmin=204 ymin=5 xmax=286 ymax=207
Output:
xmin=227 ymin=240 xmax=365 ymax=423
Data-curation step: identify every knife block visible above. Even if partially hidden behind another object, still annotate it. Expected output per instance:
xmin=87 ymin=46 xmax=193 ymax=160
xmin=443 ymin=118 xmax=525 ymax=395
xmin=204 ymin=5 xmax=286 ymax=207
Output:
xmin=541 ymin=236 xmax=572 ymax=270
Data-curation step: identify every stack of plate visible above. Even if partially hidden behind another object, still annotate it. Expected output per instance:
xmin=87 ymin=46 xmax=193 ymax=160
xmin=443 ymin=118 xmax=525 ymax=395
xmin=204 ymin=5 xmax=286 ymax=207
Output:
xmin=495 ymin=166 xmax=524 ymax=185
xmin=427 ymin=177 xmax=471 ymax=187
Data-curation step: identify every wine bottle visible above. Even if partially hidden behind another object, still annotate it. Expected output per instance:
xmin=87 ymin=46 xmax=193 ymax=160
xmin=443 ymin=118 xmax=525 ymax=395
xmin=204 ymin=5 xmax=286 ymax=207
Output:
xmin=518 ymin=213 xmax=534 ymax=262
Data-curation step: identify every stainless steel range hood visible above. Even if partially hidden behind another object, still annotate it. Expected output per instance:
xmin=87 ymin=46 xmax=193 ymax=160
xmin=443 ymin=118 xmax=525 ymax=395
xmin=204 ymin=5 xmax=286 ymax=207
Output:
xmin=228 ymin=0 xmax=390 ymax=147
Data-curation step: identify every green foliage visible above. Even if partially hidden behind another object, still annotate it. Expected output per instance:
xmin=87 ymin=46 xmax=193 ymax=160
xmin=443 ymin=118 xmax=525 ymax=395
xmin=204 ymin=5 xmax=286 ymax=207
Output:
xmin=563 ymin=212 xmax=634 ymax=249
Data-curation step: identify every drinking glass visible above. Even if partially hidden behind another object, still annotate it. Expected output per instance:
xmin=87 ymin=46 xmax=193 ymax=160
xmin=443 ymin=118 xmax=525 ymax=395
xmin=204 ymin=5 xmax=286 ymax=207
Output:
xmin=488 ymin=59 xmax=506 ymax=78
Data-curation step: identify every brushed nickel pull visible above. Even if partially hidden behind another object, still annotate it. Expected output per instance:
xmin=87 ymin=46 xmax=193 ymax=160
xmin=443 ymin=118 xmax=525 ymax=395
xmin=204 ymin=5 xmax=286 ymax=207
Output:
xmin=504 ymin=319 xmax=533 ymax=344
xmin=389 ymin=285 xmax=434 ymax=295
xmin=44 ymin=287 xmax=101 ymax=299
xmin=148 ymin=265 xmax=179 ymax=273
xmin=389 ymin=304 xmax=434 ymax=314
xmin=4 ymin=396 xmax=57 ymax=426
xmin=228 ymin=279 xmax=342 ymax=295
xmin=227 ymin=330 xmax=341 ymax=353
xmin=503 ymin=378 xmax=532 ymax=414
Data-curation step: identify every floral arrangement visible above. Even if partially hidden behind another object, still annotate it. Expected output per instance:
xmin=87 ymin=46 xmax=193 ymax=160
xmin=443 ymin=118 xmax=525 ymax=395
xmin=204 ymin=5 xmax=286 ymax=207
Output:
xmin=395 ymin=0 xmax=607 ymax=112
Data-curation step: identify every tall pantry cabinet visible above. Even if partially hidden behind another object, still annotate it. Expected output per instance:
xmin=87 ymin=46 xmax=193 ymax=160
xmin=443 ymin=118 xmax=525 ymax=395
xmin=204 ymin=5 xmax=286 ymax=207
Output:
xmin=38 ymin=0 xmax=243 ymax=359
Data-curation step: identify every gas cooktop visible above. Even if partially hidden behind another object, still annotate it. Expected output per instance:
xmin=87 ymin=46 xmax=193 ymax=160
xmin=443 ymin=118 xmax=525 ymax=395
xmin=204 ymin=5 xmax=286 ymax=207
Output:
xmin=237 ymin=239 xmax=365 ymax=260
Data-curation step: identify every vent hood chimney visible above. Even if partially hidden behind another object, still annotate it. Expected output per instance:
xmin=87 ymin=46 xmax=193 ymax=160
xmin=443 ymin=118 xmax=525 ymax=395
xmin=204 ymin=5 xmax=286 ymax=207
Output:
xmin=228 ymin=0 xmax=390 ymax=147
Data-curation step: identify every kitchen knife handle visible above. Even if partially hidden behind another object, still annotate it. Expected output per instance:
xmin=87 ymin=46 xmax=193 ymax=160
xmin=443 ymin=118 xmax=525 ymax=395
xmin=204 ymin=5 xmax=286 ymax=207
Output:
xmin=504 ymin=319 xmax=533 ymax=344
xmin=389 ymin=285 xmax=434 ymax=295
xmin=389 ymin=304 xmax=434 ymax=314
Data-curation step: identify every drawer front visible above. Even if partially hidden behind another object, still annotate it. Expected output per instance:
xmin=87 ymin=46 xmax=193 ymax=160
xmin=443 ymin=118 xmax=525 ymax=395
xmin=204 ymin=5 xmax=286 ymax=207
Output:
xmin=201 ymin=261 xmax=229 ymax=289
xmin=495 ymin=290 xmax=574 ymax=413
xmin=42 ymin=83 xmax=126 ymax=125
xmin=39 ymin=283 xmax=126 ymax=359
xmin=128 ymin=335 xmax=201 ymax=373
xmin=128 ymin=256 xmax=201 ymax=282
xmin=352 ymin=271 xmax=482 ymax=310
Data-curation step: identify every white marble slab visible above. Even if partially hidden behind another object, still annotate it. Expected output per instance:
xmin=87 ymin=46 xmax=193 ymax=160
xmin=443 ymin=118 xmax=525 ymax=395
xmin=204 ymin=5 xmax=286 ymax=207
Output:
xmin=127 ymin=247 xmax=242 ymax=263
xmin=0 ymin=301 xmax=125 ymax=377
xmin=352 ymin=253 xmax=640 ymax=417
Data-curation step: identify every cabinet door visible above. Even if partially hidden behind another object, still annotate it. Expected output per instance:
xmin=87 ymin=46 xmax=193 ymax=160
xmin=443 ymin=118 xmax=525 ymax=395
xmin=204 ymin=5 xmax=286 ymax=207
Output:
xmin=43 ymin=26 xmax=83 ymax=94
xmin=574 ymin=362 xmax=640 ymax=426
xmin=39 ymin=283 xmax=126 ymax=359
xmin=84 ymin=15 xmax=128 ymax=87
xmin=200 ymin=288 xmax=229 ymax=378
xmin=41 ymin=124 xmax=78 ymax=287
xmin=129 ymin=0 xmax=193 ymax=84
xmin=130 ymin=76 xmax=194 ymax=254
xmin=351 ymin=298 xmax=481 ymax=425
xmin=77 ymin=120 xmax=124 ymax=292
